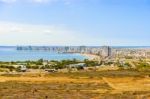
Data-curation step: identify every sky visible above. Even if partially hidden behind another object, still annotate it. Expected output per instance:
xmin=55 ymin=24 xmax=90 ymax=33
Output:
xmin=0 ymin=0 xmax=150 ymax=46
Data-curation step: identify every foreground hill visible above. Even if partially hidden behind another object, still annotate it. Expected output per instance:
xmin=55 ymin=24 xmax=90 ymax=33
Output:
xmin=0 ymin=70 xmax=150 ymax=99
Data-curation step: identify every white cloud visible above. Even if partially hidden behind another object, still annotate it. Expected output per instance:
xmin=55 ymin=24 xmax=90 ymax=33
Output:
xmin=0 ymin=21 xmax=82 ymax=45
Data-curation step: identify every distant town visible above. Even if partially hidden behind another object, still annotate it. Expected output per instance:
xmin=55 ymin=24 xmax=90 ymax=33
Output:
xmin=0 ymin=46 xmax=149 ymax=73
xmin=16 ymin=45 xmax=150 ymax=60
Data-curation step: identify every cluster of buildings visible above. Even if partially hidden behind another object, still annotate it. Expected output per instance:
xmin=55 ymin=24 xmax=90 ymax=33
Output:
xmin=16 ymin=46 xmax=150 ymax=60
xmin=11 ymin=46 xmax=150 ymax=73
xmin=113 ymin=48 xmax=150 ymax=59
xmin=16 ymin=46 xmax=112 ymax=57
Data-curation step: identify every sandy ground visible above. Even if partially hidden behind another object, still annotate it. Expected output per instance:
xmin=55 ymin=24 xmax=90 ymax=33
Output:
xmin=81 ymin=53 xmax=100 ymax=61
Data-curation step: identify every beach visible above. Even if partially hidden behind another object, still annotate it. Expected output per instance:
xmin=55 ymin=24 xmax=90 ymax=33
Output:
xmin=81 ymin=53 xmax=100 ymax=61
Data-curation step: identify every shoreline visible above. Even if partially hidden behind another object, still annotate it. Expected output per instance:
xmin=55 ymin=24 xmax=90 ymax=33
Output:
xmin=80 ymin=53 xmax=100 ymax=61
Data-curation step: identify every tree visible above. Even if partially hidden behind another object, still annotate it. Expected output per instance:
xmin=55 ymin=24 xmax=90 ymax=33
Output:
xmin=36 ymin=59 xmax=43 ymax=65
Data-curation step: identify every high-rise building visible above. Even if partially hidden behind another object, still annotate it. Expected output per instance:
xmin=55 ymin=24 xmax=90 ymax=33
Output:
xmin=101 ymin=46 xmax=112 ymax=58
xmin=79 ymin=46 xmax=86 ymax=53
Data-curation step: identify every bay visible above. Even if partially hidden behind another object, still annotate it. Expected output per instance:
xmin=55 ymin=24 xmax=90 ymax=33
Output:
xmin=0 ymin=47 xmax=87 ymax=62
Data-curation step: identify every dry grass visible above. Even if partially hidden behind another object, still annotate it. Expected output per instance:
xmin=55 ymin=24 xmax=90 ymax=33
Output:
xmin=0 ymin=70 xmax=150 ymax=99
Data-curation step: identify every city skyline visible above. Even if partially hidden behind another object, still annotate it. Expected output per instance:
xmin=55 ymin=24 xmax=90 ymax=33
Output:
xmin=0 ymin=0 xmax=150 ymax=46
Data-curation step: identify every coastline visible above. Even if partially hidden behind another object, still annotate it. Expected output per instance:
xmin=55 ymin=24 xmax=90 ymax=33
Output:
xmin=81 ymin=53 xmax=100 ymax=61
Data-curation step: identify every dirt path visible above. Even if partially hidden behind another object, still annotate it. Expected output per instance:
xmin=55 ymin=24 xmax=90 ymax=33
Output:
xmin=102 ymin=77 xmax=116 ymax=89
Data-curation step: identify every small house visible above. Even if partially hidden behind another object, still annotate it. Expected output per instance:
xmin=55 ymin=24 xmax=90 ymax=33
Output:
xmin=45 ymin=69 xmax=57 ymax=72
xmin=67 ymin=63 xmax=86 ymax=68
xmin=20 ymin=65 xmax=27 ymax=72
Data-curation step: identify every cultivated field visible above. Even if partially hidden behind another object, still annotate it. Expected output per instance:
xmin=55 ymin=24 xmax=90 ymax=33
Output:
xmin=0 ymin=70 xmax=150 ymax=99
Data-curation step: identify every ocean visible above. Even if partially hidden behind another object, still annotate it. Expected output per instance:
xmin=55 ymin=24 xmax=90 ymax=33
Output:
xmin=0 ymin=47 xmax=87 ymax=62
xmin=0 ymin=46 xmax=150 ymax=62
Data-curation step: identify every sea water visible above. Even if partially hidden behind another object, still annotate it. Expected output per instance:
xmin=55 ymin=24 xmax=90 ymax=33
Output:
xmin=0 ymin=47 xmax=87 ymax=62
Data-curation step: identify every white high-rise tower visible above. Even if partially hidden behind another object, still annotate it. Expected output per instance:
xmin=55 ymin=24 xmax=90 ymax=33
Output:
xmin=101 ymin=46 xmax=111 ymax=58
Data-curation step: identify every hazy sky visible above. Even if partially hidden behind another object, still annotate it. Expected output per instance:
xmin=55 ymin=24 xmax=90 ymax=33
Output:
xmin=0 ymin=0 xmax=150 ymax=46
